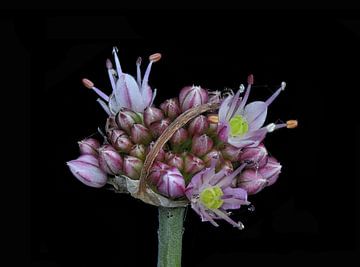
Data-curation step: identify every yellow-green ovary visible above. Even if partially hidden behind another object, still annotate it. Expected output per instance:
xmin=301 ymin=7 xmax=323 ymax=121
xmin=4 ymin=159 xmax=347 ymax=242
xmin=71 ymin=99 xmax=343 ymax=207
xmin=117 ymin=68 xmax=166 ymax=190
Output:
xmin=229 ymin=115 xmax=249 ymax=136
xmin=199 ymin=186 xmax=224 ymax=210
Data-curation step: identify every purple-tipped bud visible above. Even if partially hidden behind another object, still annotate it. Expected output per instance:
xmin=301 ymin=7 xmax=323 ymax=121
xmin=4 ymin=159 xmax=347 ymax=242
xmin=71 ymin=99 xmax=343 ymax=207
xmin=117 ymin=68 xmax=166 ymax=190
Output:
xmin=160 ymin=98 xmax=181 ymax=120
xmin=98 ymin=145 xmax=123 ymax=175
xmin=147 ymin=142 xmax=165 ymax=162
xmin=149 ymin=118 xmax=171 ymax=138
xmin=169 ymin=128 xmax=188 ymax=146
xmin=258 ymin=157 xmax=282 ymax=186
xmin=67 ymin=155 xmax=107 ymax=188
xmin=239 ymin=143 xmax=268 ymax=168
xmin=157 ymin=167 xmax=185 ymax=198
xmin=203 ymin=149 xmax=223 ymax=168
xmin=123 ymin=156 xmax=143 ymax=180
xmin=179 ymin=85 xmax=209 ymax=112
xmin=144 ymin=107 xmax=164 ymax=127
xmin=78 ymin=138 xmax=100 ymax=156
xmin=184 ymin=153 xmax=205 ymax=175
xmin=221 ymin=144 xmax=242 ymax=162
xmin=116 ymin=108 xmax=143 ymax=133
xmin=165 ymin=152 xmax=184 ymax=171
xmin=188 ymin=115 xmax=209 ymax=136
xmin=148 ymin=161 xmax=170 ymax=185
xmin=191 ymin=134 xmax=213 ymax=157
xmin=131 ymin=124 xmax=152 ymax=145
xmin=105 ymin=116 xmax=118 ymax=135
xmin=110 ymin=130 xmax=133 ymax=153
xmin=237 ymin=169 xmax=267 ymax=195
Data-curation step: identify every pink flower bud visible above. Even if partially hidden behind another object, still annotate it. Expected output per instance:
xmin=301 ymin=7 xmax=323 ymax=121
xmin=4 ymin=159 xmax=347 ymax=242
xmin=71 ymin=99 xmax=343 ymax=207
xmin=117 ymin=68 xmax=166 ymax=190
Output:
xmin=165 ymin=152 xmax=184 ymax=171
xmin=129 ymin=144 xmax=146 ymax=161
xmin=179 ymin=85 xmax=208 ymax=112
xmin=203 ymin=150 xmax=223 ymax=168
xmin=258 ymin=156 xmax=281 ymax=186
xmin=123 ymin=156 xmax=143 ymax=180
xmin=110 ymin=130 xmax=133 ymax=153
xmin=160 ymin=98 xmax=181 ymax=120
xmin=148 ymin=161 xmax=170 ymax=185
xmin=191 ymin=134 xmax=213 ymax=157
xmin=239 ymin=143 xmax=268 ymax=168
xmin=78 ymin=138 xmax=100 ymax=156
xmin=98 ymin=145 xmax=123 ymax=175
xmin=221 ymin=144 xmax=242 ymax=162
xmin=169 ymin=128 xmax=188 ymax=146
xmin=130 ymin=124 xmax=152 ymax=145
xmin=149 ymin=118 xmax=171 ymax=138
xmin=237 ymin=169 xmax=267 ymax=195
xmin=147 ymin=142 xmax=165 ymax=162
xmin=105 ymin=116 xmax=118 ymax=135
xmin=144 ymin=107 xmax=164 ymax=127
xmin=115 ymin=108 xmax=143 ymax=133
xmin=188 ymin=115 xmax=209 ymax=136
xmin=157 ymin=167 xmax=185 ymax=198
xmin=184 ymin=153 xmax=205 ymax=175
xmin=67 ymin=155 xmax=107 ymax=188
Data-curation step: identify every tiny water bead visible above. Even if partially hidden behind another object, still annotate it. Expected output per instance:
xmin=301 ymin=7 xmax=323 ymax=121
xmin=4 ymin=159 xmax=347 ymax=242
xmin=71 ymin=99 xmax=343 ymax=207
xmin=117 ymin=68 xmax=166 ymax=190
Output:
xmin=199 ymin=186 xmax=224 ymax=210
xmin=229 ymin=115 xmax=249 ymax=137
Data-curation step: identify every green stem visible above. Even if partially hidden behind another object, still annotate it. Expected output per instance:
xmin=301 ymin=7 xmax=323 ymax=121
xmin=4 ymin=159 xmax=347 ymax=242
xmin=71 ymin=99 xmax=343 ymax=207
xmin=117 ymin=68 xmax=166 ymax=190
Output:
xmin=157 ymin=207 xmax=185 ymax=267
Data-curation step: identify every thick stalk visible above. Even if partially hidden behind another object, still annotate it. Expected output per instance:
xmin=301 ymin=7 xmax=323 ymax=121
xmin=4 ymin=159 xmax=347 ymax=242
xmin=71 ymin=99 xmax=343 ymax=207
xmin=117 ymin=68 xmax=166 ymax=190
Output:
xmin=157 ymin=207 xmax=185 ymax=267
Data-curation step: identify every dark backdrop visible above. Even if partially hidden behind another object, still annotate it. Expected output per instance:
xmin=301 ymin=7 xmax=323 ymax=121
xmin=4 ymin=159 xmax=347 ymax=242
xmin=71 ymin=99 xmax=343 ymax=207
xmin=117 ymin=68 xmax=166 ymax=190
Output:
xmin=18 ymin=10 xmax=360 ymax=266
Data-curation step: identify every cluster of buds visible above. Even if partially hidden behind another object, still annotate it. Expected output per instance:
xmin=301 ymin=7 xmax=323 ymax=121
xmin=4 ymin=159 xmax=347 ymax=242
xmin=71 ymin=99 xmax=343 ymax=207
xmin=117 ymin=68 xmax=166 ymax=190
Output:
xmin=67 ymin=48 xmax=297 ymax=229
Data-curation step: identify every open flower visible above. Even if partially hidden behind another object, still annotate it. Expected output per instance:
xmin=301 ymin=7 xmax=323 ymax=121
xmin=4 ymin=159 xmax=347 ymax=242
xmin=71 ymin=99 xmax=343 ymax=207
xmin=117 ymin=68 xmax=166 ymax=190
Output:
xmin=83 ymin=48 xmax=161 ymax=114
xmin=185 ymin=161 xmax=249 ymax=229
xmin=217 ymin=75 xmax=287 ymax=148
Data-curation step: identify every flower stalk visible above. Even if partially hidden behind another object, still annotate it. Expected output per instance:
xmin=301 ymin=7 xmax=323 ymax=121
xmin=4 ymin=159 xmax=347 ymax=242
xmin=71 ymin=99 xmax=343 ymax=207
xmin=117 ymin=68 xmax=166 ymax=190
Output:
xmin=157 ymin=207 xmax=185 ymax=267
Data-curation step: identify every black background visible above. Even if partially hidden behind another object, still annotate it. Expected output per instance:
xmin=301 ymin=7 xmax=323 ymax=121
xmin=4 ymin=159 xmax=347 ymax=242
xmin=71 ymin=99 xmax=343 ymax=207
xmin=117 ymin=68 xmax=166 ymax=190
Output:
xmin=4 ymin=8 xmax=360 ymax=266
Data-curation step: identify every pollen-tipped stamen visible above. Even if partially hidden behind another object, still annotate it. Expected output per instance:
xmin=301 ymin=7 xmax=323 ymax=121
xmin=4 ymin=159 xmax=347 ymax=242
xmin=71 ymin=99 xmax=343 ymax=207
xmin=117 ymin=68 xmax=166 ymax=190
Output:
xmin=82 ymin=78 xmax=109 ymax=102
xmin=237 ymin=74 xmax=254 ymax=112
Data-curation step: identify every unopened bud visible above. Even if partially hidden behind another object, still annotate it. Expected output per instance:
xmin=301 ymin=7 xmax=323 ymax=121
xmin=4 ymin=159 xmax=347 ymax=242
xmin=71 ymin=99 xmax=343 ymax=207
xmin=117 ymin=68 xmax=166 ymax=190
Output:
xmin=160 ymin=98 xmax=181 ymax=120
xmin=78 ymin=138 xmax=100 ymax=156
xmin=179 ymin=85 xmax=209 ymax=112
xmin=123 ymin=156 xmax=143 ymax=180
xmin=191 ymin=134 xmax=213 ymax=157
xmin=188 ymin=115 xmax=209 ymax=136
xmin=144 ymin=107 xmax=164 ymax=127
xmin=131 ymin=124 xmax=152 ymax=145
xmin=98 ymin=145 xmax=123 ymax=175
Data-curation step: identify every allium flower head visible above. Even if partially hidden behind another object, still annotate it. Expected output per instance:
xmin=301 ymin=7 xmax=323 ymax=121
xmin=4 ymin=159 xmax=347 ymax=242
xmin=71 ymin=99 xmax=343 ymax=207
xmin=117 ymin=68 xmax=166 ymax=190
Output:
xmin=185 ymin=161 xmax=249 ymax=229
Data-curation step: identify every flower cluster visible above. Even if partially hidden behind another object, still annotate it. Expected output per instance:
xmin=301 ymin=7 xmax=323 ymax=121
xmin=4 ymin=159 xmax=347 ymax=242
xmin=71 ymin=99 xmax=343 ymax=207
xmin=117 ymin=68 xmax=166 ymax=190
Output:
xmin=67 ymin=48 xmax=297 ymax=229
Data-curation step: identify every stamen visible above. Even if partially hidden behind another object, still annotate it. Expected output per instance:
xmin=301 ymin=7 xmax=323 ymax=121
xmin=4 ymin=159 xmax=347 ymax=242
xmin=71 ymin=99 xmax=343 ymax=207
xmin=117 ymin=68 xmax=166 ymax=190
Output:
xmin=106 ymin=59 xmax=116 ymax=92
xmin=136 ymin=57 xmax=142 ymax=87
xmin=112 ymin=46 xmax=123 ymax=76
xmin=82 ymin=78 xmax=94 ymax=89
xmin=82 ymin=78 xmax=109 ymax=102
xmin=265 ymin=81 xmax=286 ymax=106
xmin=149 ymin=53 xmax=162 ymax=62
xmin=286 ymin=120 xmax=298 ymax=129
xmin=96 ymin=98 xmax=111 ymax=115
xmin=238 ymin=74 xmax=254 ymax=111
